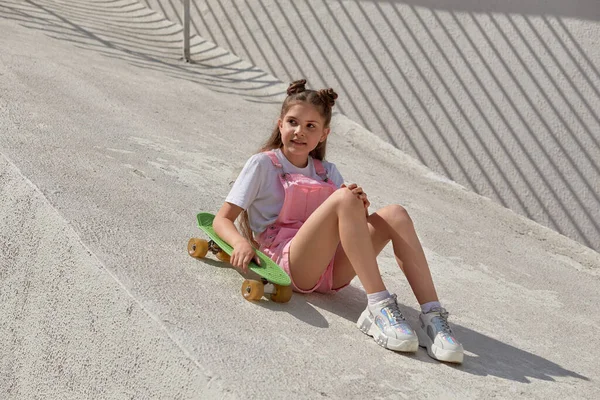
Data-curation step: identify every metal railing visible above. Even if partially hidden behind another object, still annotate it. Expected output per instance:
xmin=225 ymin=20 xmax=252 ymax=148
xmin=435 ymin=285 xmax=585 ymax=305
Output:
xmin=182 ymin=0 xmax=190 ymax=61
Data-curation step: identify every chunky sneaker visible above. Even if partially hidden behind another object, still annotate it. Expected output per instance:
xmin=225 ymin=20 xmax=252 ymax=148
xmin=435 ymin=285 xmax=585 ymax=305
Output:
xmin=417 ymin=307 xmax=464 ymax=364
xmin=357 ymin=294 xmax=419 ymax=352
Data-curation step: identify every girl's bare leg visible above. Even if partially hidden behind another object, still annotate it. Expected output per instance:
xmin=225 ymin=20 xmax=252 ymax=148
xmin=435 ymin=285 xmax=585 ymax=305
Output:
xmin=287 ymin=188 xmax=385 ymax=294
xmin=327 ymin=204 xmax=462 ymax=361
xmin=331 ymin=205 xmax=438 ymax=304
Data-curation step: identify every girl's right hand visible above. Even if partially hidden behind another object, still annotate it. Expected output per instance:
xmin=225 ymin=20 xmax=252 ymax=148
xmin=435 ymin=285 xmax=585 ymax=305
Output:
xmin=341 ymin=183 xmax=370 ymax=211
xmin=230 ymin=239 xmax=260 ymax=273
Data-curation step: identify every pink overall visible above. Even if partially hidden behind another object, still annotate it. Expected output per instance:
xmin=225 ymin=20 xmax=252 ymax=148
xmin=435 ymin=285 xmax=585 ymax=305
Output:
xmin=257 ymin=151 xmax=347 ymax=294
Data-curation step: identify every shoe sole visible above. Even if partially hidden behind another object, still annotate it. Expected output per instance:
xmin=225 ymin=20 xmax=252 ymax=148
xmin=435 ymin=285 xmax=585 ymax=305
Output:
xmin=417 ymin=328 xmax=464 ymax=364
xmin=357 ymin=310 xmax=419 ymax=353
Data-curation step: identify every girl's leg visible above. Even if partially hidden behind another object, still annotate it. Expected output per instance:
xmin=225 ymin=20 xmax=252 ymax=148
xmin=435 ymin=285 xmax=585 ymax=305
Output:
xmin=331 ymin=205 xmax=438 ymax=304
xmin=287 ymin=188 xmax=385 ymax=294
xmin=379 ymin=205 xmax=438 ymax=304
xmin=328 ymin=203 xmax=463 ymax=361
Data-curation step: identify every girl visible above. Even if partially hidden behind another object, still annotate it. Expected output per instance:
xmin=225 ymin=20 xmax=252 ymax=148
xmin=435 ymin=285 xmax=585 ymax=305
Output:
xmin=213 ymin=80 xmax=463 ymax=364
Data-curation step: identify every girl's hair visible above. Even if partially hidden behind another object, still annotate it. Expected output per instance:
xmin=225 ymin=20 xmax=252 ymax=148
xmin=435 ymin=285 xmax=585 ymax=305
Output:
xmin=240 ymin=79 xmax=339 ymax=247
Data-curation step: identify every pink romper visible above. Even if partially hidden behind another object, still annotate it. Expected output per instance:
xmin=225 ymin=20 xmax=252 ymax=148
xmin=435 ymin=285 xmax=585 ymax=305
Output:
xmin=256 ymin=151 xmax=347 ymax=294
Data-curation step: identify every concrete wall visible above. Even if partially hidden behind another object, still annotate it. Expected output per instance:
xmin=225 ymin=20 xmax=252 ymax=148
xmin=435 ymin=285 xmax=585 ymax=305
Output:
xmin=142 ymin=0 xmax=600 ymax=251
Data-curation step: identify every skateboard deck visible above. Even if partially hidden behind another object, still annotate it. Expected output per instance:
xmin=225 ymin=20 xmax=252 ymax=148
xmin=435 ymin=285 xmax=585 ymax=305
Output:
xmin=188 ymin=212 xmax=292 ymax=302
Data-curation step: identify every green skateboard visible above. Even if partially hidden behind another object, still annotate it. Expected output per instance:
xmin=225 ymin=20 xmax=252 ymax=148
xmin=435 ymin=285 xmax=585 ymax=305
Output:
xmin=188 ymin=212 xmax=292 ymax=302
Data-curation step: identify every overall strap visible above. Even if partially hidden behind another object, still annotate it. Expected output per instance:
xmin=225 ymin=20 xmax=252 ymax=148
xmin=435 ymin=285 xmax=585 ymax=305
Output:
xmin=265 ymin=151 xmax=283 ymax=169
xmin=313 ymin=159 xmax=329 ymax=182
xmin=265 ymin=151 xmax=290 ymax=183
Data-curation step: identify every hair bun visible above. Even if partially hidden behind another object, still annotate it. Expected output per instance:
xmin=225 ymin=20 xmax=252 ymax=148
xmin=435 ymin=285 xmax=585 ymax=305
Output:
xmin=287 ymin=79 xmax=307 ymax=96
xmin=317 ymin=88 xmax=338 ymax=108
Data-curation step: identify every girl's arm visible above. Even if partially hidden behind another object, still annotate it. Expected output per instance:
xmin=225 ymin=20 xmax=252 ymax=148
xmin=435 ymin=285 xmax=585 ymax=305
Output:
xmin=213 ymin=202 xmax=258 ymax=272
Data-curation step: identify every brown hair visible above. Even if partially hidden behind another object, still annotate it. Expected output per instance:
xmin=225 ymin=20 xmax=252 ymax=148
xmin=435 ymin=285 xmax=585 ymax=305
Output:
xmin=240 ymin=79 xmax=339 ymax=247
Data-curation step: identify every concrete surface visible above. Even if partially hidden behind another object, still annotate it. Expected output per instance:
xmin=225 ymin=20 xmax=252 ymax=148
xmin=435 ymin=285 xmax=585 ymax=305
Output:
xmin=142 ymin=0 xmax=600 ymax=252
xmin=1 ymin=1 xmax=599 ymax=399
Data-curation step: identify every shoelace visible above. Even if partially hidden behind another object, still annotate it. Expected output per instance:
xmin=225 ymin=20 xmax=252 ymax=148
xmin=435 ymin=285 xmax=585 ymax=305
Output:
xmin=430 ymin=307 xmax=452 ymax=334
xmin=384 ymin=295 xmax=407 ymax=324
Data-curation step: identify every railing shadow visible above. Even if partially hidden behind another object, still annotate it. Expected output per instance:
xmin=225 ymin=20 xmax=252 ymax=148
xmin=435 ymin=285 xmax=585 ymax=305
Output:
xmin=169 ymin=0 xmax=599 ymax=251
xmin=2 ymin=0 xmax=599 ymax=252
xmin=0 ymin=0 xmax=287 ymax=103
xmin=375 ymin=0 xmax=600 ymax=22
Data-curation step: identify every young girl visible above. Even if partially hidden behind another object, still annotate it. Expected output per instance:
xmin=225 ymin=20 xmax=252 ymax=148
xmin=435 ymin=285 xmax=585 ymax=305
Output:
xmin=213 ymin=79 xmax=463 ymax=364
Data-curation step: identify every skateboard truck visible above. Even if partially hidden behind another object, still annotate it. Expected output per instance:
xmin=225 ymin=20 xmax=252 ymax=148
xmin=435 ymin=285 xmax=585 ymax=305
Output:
xmin=207 ymin=240 xmax=228 ymax=259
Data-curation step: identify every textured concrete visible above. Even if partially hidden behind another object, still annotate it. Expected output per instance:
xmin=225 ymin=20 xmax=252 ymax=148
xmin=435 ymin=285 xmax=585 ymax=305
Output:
xmin=1 ymin=1 xmax=599 ymax=399
xmin=141 ymin=0 xmax=600 ymax=251
xmin=0 ymin=155 xmax=233 ymax=399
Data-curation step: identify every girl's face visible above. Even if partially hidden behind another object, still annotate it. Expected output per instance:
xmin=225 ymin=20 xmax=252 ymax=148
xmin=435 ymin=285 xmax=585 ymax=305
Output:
xmin=278 ymin=103 xmax=330 ymax=167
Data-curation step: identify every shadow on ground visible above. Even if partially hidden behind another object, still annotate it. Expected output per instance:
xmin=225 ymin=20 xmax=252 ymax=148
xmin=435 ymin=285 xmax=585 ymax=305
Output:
xmin=295 ymin=286 xmax=587 ymax=384
xmin=194 ymin=250 xmax=589 ymax=384
xmin=0 ymin=0 xmax=285 ymax=102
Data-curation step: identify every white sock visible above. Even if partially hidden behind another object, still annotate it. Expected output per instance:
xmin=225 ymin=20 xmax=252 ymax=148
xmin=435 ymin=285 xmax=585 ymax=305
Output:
xmin=421 ymin=301 xmax=442 ymax=314
xmin=367 ymin=290 xmax=391 ymax=306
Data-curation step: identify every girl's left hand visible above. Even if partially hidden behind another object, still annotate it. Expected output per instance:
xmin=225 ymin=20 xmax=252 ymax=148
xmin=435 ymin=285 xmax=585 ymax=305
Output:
xmin=341 ymin=183 xmax=370 ymax=211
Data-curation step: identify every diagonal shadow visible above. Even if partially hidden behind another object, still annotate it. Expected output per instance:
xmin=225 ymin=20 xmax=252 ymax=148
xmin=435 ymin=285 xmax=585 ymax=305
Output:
xmin=347 ymin=0 xmax=506 ymax=199
xmin=371 ymin=2 xmax=538 ymax=218
xmin=173 ymin=0 xmax=600 ymax=251
xmin=374 ymin=0 xmax=600 ymax=22
xmin=266 ymin=0 xmax=377 ymax=132
xmin=2 ymin=0 xmax=599 ymax=252
xmin=304 ymin=286 xmax=590 ymax=383
xmin=0 ymin=0 xmax=286 ymax=102
xmin=315 ymin=0 xmax=446 ymax=173
xmin=415 ymin=8 xmax=589 ymax=237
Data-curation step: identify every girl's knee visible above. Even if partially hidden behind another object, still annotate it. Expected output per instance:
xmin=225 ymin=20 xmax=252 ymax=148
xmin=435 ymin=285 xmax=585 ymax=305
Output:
xmin=333 ymin=187 xmax=364 ymax=209
xmin=385 ymin=204 xmax=413 ymax=228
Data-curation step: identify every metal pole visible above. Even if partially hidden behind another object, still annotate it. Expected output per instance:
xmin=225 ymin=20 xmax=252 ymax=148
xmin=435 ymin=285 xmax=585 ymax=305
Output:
xmin=183 ymin=0 xmax=190 ymax=62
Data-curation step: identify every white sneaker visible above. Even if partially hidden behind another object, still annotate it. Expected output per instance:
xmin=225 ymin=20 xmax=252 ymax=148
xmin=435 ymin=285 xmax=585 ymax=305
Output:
xmin=417 ymin=307 xmax=464 ymax=364
xmin=357 ymin=294 xmax=419 ymax=352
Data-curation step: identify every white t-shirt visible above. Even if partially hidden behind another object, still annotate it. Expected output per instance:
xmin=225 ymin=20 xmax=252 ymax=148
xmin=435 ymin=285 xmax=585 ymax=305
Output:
xmin=226 ymin=149 xmax=344 ymax=234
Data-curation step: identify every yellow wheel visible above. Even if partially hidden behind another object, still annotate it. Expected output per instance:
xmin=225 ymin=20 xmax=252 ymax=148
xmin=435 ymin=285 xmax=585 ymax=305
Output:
xmin=187 ymin=238 xmax=208 ymax=258
xmin=216 ymin=250 xmax=231 ymax=263
xmin=241 ymin=279 xmax=264 ymax=301
xmin=270 ymin=284 xmax=292 ymax=303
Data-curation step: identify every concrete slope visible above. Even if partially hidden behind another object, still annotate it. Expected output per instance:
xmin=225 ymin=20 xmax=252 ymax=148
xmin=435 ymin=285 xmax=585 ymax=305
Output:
xmin=0 ymin=155 xmax=232 ymax=399
xmin=1 ymin=1 xmax=599 ymax=399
